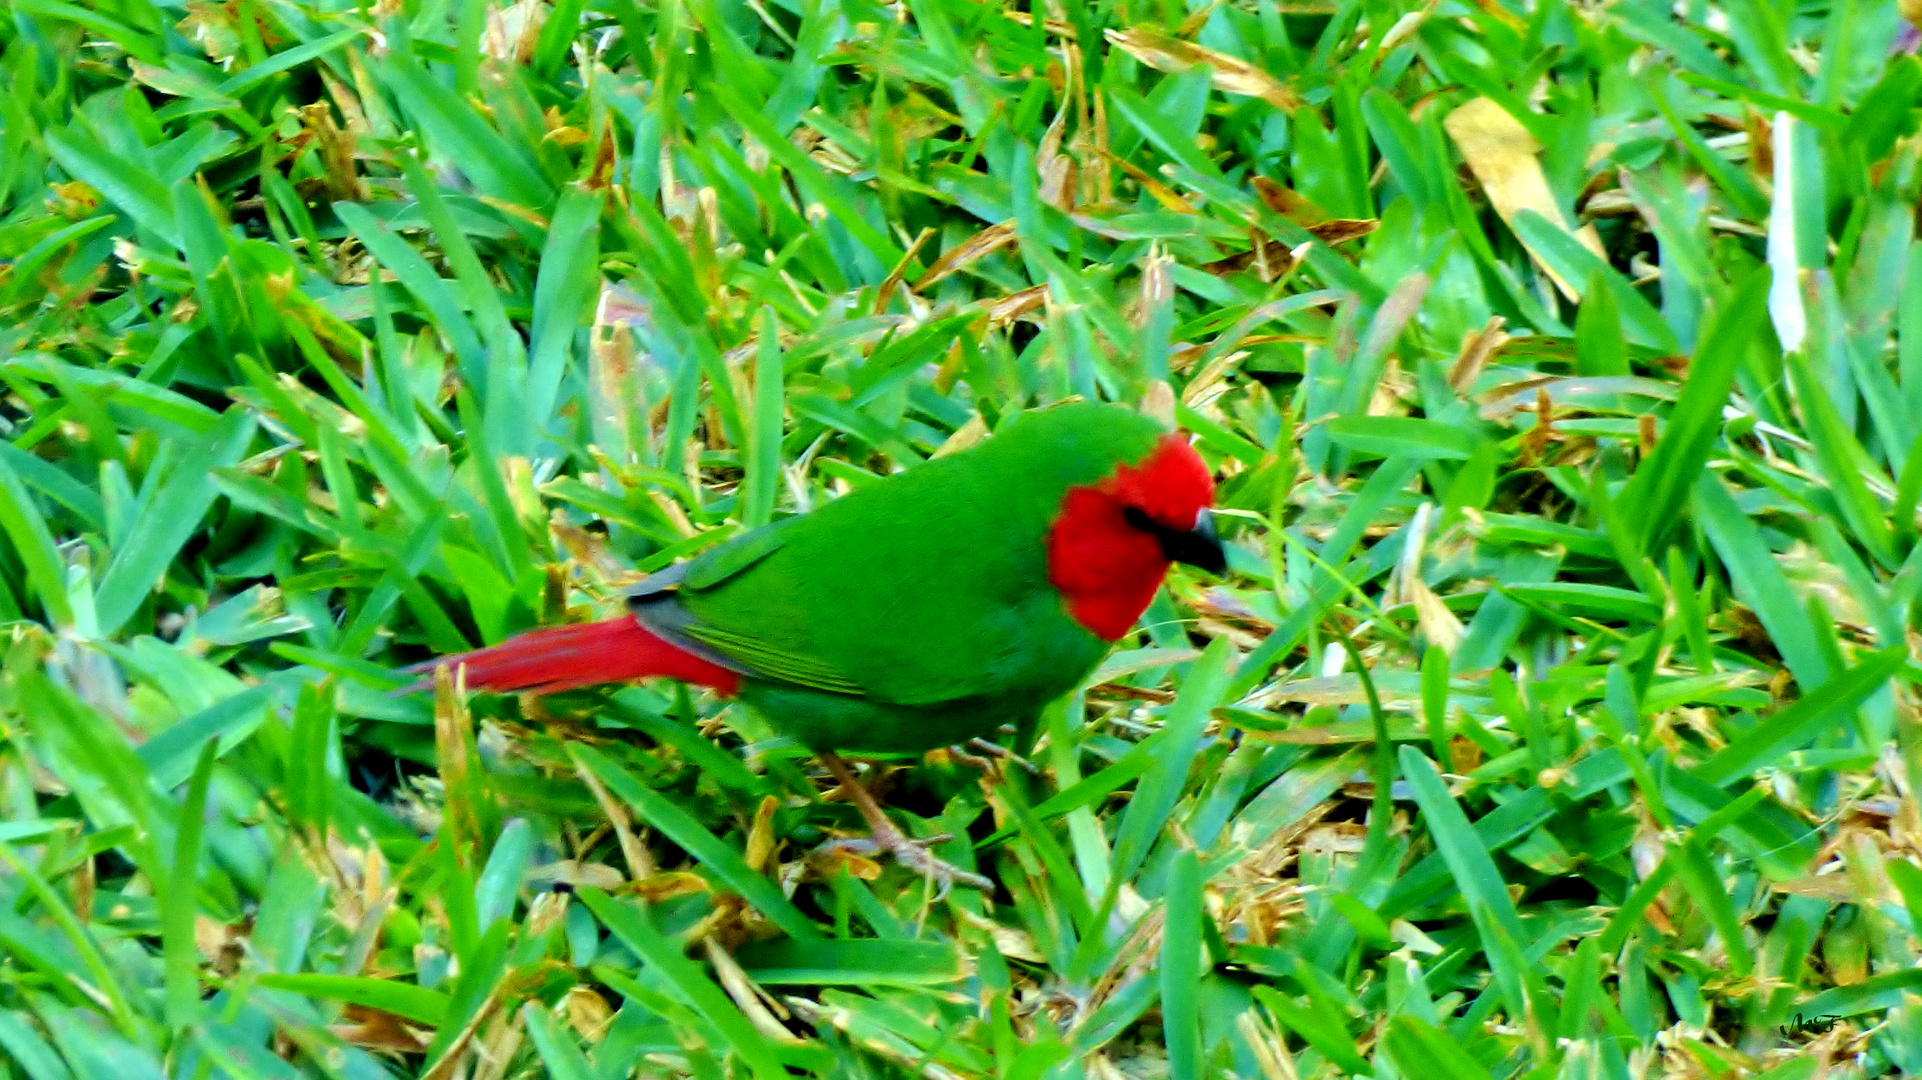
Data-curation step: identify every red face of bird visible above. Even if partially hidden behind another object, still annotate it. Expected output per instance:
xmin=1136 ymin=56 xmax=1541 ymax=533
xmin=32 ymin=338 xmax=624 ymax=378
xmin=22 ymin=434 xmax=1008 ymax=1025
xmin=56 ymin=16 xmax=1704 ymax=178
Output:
xmin=1047 ymin=434 xmax=1224 ymax=641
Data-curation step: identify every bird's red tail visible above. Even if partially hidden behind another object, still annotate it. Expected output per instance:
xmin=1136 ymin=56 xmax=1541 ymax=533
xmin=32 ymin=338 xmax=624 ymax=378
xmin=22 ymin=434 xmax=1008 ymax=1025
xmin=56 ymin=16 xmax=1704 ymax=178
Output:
xmin=409 ymin=617 xmax=742 ymax=696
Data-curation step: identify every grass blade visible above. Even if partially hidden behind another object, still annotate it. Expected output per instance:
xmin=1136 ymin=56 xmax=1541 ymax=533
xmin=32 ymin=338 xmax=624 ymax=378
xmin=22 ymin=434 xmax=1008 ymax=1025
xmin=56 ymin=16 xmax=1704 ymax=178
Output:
xmin=577 ymin=888 xmax=790 ymax=1080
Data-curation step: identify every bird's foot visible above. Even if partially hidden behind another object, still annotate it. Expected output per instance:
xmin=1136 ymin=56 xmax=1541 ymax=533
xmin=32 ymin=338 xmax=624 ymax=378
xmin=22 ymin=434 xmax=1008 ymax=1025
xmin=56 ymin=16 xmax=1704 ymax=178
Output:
xmin=963 ymin=737 xmax=1042 ymax=775
xmin=817 ymin=827 xmax=991 ymax=898
xmin=812 ymin=749 xmax=992 ymax=897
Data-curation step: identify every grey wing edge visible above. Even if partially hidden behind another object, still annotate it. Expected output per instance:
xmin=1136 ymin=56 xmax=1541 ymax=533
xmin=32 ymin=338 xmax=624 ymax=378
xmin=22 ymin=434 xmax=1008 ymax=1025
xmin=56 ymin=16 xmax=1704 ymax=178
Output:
xmin=622 ymin=564 xmax=754 ymax=676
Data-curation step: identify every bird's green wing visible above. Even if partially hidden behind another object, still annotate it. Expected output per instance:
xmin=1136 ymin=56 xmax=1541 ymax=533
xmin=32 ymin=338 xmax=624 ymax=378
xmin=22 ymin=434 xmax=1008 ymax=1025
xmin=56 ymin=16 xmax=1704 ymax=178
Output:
xmin=670 ymin=517 xmax=872 ymax=696
xmin=678 ymin=624 xmax=867 ymax=695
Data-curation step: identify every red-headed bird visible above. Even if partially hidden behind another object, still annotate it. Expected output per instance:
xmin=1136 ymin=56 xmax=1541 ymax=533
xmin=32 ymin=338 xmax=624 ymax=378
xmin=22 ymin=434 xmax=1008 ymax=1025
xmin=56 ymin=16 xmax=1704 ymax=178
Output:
xmin=416 ymin=402 xmax=1224 ymax=888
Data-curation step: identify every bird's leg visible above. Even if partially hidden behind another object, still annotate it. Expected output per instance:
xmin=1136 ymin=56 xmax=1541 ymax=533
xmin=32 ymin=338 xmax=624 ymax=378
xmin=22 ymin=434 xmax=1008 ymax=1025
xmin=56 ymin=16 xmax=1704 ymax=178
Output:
xmin=814 ymin=750 xmax=992 ymax=894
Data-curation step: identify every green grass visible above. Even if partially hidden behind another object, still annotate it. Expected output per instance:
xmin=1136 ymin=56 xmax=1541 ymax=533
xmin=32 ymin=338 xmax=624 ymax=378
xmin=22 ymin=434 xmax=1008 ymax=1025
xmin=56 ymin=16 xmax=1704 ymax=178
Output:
xmin=2 ymin=0 xmax=1922 ymax=1074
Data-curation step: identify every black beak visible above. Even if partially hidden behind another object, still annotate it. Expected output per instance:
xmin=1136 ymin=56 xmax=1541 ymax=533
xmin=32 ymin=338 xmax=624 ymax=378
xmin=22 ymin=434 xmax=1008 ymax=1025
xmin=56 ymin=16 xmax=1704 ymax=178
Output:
xmin=1129 ymin=507 xmax=1227 ymax=574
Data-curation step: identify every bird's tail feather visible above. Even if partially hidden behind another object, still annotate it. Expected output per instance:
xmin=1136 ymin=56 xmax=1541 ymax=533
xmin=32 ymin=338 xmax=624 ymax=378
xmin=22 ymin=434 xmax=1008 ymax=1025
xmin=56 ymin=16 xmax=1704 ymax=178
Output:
xmin=407 ymin=617 xmax=741 ymax=696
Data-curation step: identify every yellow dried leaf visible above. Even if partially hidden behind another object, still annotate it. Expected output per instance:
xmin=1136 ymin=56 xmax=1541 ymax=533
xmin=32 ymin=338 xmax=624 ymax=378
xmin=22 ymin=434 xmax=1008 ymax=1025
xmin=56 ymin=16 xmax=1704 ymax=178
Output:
xmin=1252 ymin=176 xmax=1327 ymax=224
xmin=560 ymin=986 xmax=616 ymax=1040
xmin=473 ymin=1007 xmax=526 ymax=1080
xmin=1203 ymin=237 xmax=1302 ymax=280
xmin=431 ymin=666 xmax=482 ymax=853
xmin=1238 ymin=1012 xmax=1300 ymax=1080
xmin=71 ymin=855 xmax=95 ymax=927
xmin=1135 ymin=243 xmax=1174 ymax=334
xmin=1409 ymin=576 xmax=1464 ymax=654
xmin=333 ymin=1006 xmax=432 ymax=1053
xmin=1233 ymin=723 xmax=1376 ymax=745
xmin=1449 ymin=734 xmax=1482 ymax=774
xmin=47 ymin=181 xmax=98 ymax=219
xmin=1036 ymin=90 xmax=1074 ymax=210
xmin=916 ymin=220 xmax=1017 ymax=290
xmin=989 ymin=924 xmax=1046 ymax=963
xmin=1094 ymin=146 xmax=1197 ymax=213
xmin=1306 ymin=218 xmax=1378 ymax=245
xmin=1105 ymin=27 xmax=1302 ymax=111
xmin=1389 ymin=922 xmax=1445 ymax=956
xmin=127 ymin=59 xmax=208 ymax=100
xmin=1001 ymin=9 xmax=1077 ymax=35
xmin=482 ymin=0 xmax=546 ymax=64
xmin=576 ymin=756 xmax=658 ymax=880
xmin=981 ymin=283 xmax=1048 ymax=326
xmin=584 ymin=124 xmax=619 ymax=190
xmin=1443 ymin=97 xmax=1605 ymax=301
xmin=873 ymin=226 xmax=934 ymax=316
xmin=932 ymin=339 xmax=967 ymax=394
xmin=1449 ymin=315 xmax=1508 ymax=394
xmin=933 ymin=414 xmax=988 ymax=457
xmin=808 ymin=846 xmax=883 ymax=881
xmin=194 ymin=915 xmax=246 ymax=973
xmin=703 ymin=939 xmax=806 ymax=1044
xmin=298 ymin=103 xmax=365 ymax=202
xmin=1139 ymin=380 xmax=1176 ymax=427
xmin=1038 ymin=151 xmax=1076 ymax=210
xmin=1301 ymin=822 xmax=1368 ymax=856
xmin=626 ymin=871 xmax=710 ymax=902
xmin=744 ymin=794 xmax=780 ymax=873
xmin=529 ymin=859 xmax=625 ymax=892
xmin=1770 ymin=875 xmax=1860 ymax=902
xmin=176 ymin=2 xmax=242 ymax=62
xmin=549 ymin=511 xmax=624 ymax=580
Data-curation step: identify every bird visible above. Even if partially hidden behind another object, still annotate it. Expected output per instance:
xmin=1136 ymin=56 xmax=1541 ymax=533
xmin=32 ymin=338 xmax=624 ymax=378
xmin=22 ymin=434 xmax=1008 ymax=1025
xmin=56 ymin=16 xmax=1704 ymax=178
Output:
xmin=412 ymin=401 xmax=1225 ymax=890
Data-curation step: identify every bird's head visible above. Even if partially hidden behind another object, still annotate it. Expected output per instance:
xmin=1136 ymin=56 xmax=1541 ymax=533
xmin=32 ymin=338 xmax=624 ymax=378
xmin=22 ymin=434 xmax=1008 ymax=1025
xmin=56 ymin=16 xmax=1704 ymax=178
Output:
xmin=1047 ymin=432 xmax=1225 ymax=641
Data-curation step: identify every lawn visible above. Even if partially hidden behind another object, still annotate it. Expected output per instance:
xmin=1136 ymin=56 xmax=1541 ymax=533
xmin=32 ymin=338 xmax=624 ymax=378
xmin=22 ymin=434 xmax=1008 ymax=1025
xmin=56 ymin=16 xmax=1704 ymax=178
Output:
xmin=2 ymin=0 xmax=1921 ymax=1075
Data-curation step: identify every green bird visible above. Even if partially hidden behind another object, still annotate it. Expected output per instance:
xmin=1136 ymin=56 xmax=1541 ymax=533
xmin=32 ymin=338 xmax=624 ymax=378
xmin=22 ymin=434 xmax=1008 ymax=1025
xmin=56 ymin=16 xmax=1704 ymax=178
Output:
xmin=417 ymin=402 xmax=1224 ymax=888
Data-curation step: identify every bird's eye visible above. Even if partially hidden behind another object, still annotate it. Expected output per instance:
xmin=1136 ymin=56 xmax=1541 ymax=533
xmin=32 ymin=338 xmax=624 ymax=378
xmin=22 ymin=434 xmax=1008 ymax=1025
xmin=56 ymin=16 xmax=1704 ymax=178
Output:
xmin=1122 ymin=506 xmax=1157 ymax=532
